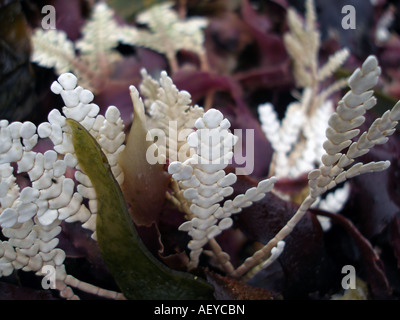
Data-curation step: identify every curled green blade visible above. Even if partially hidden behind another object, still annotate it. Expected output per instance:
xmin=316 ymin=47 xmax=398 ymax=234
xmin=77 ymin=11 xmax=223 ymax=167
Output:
xmin=66 ymin=119 xmax=214 ymax=300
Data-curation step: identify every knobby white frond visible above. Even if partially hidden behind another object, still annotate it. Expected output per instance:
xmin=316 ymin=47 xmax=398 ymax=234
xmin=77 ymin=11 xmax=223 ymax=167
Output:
xmin=32 ymin=1 xmax=209 ymax=94
xmin=0 ymin=73 xmax=125 ymax=299
xmin=260 ymin=0 xmax=350 ymax=181
xmin=235 ymin=55 xmax=400 ymax=279
xmin=317 ymin=48 xmax=350 ymax=82
xmin=168 ymin=109 xmax=276 ymax=271
xmin=31 ymin=2 xmax=123 ymax=91
xmin=258 ymin=101 xmax=305 ymax=177
xmin=118 ymin=2 xmax=208 ymax=71
xmin=283 ymin=0 xmax=349 ymax=88
xmin=259 ymin=96 xmax=334 ymax=178
xmin=75 ymin=2 xmax=122 ymax=71
xmin=308 ymin=56 xmax=399 ymax=197
xmin=31 ymin=29 xmax=76 ymax=75
xmin=294 ymin=99 xmax=334 ymax=176
xmin=140 ymin=69 xmax=204 ymax=162
xmin=283 ymin=0 xmax=319 ymax=88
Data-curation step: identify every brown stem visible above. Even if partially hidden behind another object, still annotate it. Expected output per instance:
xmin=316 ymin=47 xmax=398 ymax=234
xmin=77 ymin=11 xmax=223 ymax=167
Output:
xmin=177 ymin=0 xmax=188 ymax=19
xmin=207 ymin=238 xmax=235 ymax=275
xmin=203 ymin=89 xmax=215 ymax=111
xmin=167 ymin=51 xmax=179 ymax=74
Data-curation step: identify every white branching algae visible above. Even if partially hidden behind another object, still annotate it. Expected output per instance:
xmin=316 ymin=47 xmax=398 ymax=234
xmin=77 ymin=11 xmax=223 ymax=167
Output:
xmin=259 ymin=0 xmax=350 ymax=181
xmin=168 ymin=108 xmax=277 ymax=271
xmin=118 ymin=2 xmax=208 ymax=72
xmin=0 ymin=73 xmax=125 ymax=299
xmin=31 ymin=3 xmax=121 ymax=92
xmin=166 ymin=56 xmax=399 ymax=279
xmin=140 ymin=69 xmax=204 ymax=163
xmin=233 ymin=55 xmax=400 ymax=279
xmin=1 ymin=51 xmax=399 ymax=297
xmin=31 ymin=2 xmax=209 ymax=89
xmin=258 ymin=0 xmax=353 ymax=219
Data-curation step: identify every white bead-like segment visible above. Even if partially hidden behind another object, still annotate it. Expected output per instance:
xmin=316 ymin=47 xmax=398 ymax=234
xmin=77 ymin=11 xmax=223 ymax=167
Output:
xmin=308 ymin=55 xmax=393 ymax=198
xmin=169 ymin=108 xmax=276 ymax=269
xmin=0 ymin=71 xmax=127 ymax=297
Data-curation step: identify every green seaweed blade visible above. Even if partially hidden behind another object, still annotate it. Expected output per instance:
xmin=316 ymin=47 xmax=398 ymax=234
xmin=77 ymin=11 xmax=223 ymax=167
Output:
xmin=66 ymin=119 xmax=214 ymax=300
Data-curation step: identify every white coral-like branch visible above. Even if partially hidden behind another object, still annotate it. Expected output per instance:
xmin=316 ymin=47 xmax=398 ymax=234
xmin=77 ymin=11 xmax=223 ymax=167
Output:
xmin=31 ymin=2 xmax=123 ymax=91
xmin=234 ymin=55 xmax=400 ymax=279
xmin=258 ymin=101 xmax=305 ymax=177
xmin=284 ymin=0 xmax=320 ymax=87
xmin=258 ymin=96 xmax=334 ymax=178
xmin=31 ymin=29 xmax=76 ymax=75
xmin=75 ymin=2 xmax=122 ymax=71
xmin=262 ymin=0 xmax=349 ymax=180
xmin=118 ymin=2 xmax=208 ymax=71
xmin=140 ymin=69 xmax=204 ymax=162
xmin=168 ymin=109 xmax=276 ymax=270
xmin=307 ymin=56 xmax=396 ymax=198
xmin=43 ymin=73 xmax=125 ymax=234
xmin=317 ymin=48 xmax=350 ymax=82
xmin=0 ymin=72 xmax=126 ymax=299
